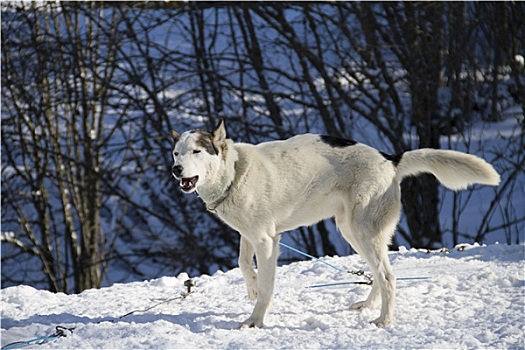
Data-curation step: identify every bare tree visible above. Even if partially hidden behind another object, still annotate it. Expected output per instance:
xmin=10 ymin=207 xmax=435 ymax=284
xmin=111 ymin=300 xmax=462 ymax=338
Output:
xmin=1 ymin=2 xmax=153 ymax=292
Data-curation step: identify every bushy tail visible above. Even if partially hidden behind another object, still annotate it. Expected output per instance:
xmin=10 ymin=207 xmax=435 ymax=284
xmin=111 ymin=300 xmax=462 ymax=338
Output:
xmin=395 ymin=149 xmax=500 ymax=190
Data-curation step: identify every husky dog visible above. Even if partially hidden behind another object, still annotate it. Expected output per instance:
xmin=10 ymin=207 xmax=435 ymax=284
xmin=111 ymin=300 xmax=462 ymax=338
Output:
xmin=171 ymin=120 xmax=500 ymax=328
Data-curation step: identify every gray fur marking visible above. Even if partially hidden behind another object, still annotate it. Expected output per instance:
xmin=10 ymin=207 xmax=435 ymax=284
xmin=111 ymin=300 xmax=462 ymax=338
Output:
xmin=193 ymin=130 xmax=218 ymax=155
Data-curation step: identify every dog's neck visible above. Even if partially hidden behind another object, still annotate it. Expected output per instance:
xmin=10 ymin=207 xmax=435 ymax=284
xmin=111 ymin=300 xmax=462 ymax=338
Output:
xmin=197 ymin=140 xmax=238 ymax=212
xmin=203 ymin=180 xmax=233 ymax=212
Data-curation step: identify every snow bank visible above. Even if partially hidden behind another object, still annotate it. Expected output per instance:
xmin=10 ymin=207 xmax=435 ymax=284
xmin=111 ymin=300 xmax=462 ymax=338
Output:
xmin=2 ymin=244 xmax=524 ymax=349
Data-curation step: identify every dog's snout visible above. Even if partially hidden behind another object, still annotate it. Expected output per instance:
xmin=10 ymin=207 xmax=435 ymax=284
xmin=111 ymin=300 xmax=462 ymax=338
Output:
xmin=172 ymin=165 xmax=183 ymax=178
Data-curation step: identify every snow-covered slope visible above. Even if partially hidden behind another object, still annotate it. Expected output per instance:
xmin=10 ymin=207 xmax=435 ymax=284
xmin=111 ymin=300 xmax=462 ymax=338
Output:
xmin=2 ymin=244 xmax=524 ymax=349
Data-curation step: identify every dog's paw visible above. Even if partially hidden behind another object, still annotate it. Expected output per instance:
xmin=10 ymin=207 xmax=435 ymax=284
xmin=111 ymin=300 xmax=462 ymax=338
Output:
xmin=239 ymin=318 xmax=263 ymax=329
xmin=350 ymin=300 xmax=368 ymax=311
xmin=371 ymin=317 xmax=392 ymax=328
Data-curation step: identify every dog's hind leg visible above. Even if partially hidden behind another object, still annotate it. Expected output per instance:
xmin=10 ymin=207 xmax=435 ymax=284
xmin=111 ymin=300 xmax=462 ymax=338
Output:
xmin=239 ymin=236 xmax=257 ymax=300
xmin=338 ymin=223 xmax=387 ymax=316
xmin=338 ymin=189 xmax=400 ymax=327
xmin=336 ymin=220 xmax=381 ymax=311
xmin=350 ymin=276 xmax=381 ymax=310
xmin=239 ymin=233 xmax=280 ymax=329
xmin=353 ymin=237 xmax=396 ymax=328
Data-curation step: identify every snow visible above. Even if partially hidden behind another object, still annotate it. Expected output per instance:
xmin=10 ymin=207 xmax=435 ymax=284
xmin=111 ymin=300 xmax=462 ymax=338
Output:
xmin=2 ymin=243 xmax=524 ymax=349
xmin=515 ymin=55 xmax=524 ymax=69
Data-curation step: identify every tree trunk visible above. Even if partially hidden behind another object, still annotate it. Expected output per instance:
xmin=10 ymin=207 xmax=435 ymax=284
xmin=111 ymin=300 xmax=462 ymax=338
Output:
xmin=400 ymin=2 xmax=445 ymax=248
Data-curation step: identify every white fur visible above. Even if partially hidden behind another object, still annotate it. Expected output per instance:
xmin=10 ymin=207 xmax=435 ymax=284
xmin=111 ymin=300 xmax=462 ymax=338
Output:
xmin=172 ymin=121 xmax=500 ymax=328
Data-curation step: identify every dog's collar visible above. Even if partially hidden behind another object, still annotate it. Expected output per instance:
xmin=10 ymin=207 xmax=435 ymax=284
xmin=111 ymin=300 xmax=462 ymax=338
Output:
xmin=205 ymin=182 xmax=233 ymax=213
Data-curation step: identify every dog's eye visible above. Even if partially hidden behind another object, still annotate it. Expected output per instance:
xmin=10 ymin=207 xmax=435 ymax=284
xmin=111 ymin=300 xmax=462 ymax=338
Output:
xmin=193 ymin=150 xmax=201 ymax=154
xmin=174 ymin=152 xmax=179 ymax=156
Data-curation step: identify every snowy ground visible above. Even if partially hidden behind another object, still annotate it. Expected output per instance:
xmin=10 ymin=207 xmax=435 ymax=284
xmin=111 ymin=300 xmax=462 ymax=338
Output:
xmin=2 ymin=243 xmax=524 ymax=349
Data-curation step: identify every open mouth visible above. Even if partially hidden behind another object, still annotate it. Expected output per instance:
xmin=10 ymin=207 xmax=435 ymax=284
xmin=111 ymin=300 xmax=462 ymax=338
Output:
xmin=180 ymin=176 xmax=199 ymax=192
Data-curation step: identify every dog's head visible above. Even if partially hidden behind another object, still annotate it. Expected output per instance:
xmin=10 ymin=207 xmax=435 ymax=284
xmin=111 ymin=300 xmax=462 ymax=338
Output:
xmin=171 ymin=119 xmax=228 ymax=193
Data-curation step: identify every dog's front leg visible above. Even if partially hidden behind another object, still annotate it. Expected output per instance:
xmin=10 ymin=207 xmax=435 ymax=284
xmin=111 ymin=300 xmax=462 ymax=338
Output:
xmin=239 ymin=236 xmax=257 ymax=300
xmin=240 ymin=234 xmax=280 ymax=329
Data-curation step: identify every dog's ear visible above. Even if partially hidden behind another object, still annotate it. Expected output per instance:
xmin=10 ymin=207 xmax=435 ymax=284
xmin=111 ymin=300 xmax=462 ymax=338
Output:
xmin=171 ymin=130 xmax=180 ymax=144
xmin=212 ymin=119 xmax=227 ymax=143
